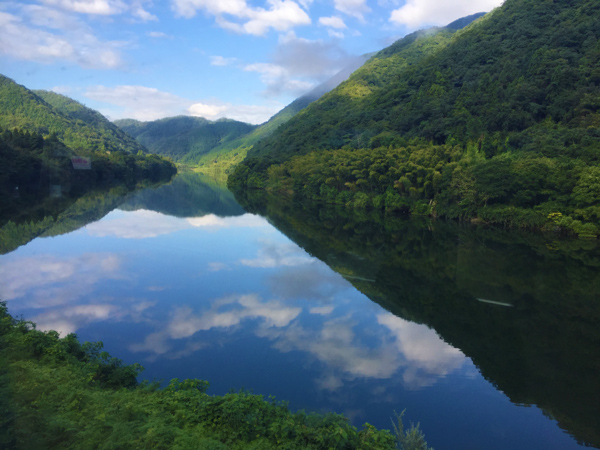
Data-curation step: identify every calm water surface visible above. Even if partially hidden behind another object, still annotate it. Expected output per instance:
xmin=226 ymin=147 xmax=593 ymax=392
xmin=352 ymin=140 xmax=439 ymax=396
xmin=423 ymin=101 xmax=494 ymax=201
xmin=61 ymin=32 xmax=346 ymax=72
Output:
xmin=1 ymin=173 xmax=598 ymax=450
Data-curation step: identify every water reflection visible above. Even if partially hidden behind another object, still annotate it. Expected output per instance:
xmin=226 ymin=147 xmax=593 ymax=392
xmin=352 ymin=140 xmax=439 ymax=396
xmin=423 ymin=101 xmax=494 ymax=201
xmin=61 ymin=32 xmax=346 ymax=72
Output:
xmin=1 ymin=172 xmax=596 ymax=450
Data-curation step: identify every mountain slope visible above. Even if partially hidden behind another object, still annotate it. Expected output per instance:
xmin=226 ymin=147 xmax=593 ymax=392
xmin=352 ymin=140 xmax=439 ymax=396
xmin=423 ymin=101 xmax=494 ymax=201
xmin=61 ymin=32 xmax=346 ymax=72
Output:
xmin=193 ymin=54 xmax=371 ymax=171
xmin=115 ymin=56 xmax=370 ymax=172
xmin=114 ymin=116 xmax=256 ymax=162
xmin=230 ymin=1 xmax=600 ymax=235
xmin=0 ymin=76 xmax=146 ymax=154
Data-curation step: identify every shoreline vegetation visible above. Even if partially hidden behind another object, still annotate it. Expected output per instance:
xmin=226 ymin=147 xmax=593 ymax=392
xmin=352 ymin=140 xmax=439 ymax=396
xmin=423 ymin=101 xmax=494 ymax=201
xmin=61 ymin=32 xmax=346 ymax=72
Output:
xmin=0 ymin=302 xmax=432 ymax=450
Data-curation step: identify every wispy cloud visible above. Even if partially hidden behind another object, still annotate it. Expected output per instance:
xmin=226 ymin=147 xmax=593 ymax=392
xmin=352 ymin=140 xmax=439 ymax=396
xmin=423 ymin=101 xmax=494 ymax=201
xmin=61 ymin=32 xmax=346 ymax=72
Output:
xmin=333 ymin=0 xmax=370 ymax=21
xmin=240 ymin=239 xmax=314 ymax=268
xmin=0 ymin=253 xmax=126 ymax=308
xmin=83 ymin=85 xmax=282 ymax=123
xmin=210 ymin=55 xmax=237 ymax=66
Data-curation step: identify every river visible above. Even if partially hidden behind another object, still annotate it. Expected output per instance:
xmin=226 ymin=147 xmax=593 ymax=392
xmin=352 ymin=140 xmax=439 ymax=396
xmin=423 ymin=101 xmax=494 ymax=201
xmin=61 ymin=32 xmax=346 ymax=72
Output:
xmin=1 ymin=172 xmax=598 ymax=450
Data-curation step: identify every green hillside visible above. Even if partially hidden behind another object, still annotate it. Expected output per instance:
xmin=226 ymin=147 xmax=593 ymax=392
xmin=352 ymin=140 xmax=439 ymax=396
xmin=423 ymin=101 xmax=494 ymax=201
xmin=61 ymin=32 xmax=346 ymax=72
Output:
xmin=230 ymin=0 xmax=600 ymax=236
xmin=114 ymin=116 xmax=256 ymax=163
xmin=0 ymin=76 xmax=145 ymax=154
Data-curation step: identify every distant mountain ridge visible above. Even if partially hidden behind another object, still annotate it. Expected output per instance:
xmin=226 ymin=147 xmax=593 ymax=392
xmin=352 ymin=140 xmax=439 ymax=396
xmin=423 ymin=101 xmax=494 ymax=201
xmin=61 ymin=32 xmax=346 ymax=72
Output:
xmin=114 ymin=55 xmax=370 ymax=171
xmin=114 ymin=116 xmax=256 ymax=163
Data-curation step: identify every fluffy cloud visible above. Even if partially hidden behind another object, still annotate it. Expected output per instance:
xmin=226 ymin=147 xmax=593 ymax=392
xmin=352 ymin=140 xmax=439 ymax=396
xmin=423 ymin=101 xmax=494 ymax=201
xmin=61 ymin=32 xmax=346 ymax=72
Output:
xmin=377 ymin=313 xmax=466 ymax=388
xmin=390 ymin=0 xmax=503 ymax=29
xmin=83 ymin=84 xmax=281 ymax=123
xmin=171 ymin=0 xmax=310 ymax=35
xmin=318 ymin=16 xmax=346 ymax=29
xmin=244 ymin=32 xmax=354 ymax=97
xmin=0 ymin=8 xmax=124 ymax=68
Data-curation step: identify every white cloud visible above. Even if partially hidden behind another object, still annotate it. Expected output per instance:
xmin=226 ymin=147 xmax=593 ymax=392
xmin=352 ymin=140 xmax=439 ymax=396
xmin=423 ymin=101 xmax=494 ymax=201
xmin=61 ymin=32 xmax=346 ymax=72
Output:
xmin=210 ymin=55 xmax=237 ymax=66
xmin=130 ymin=294 xmax=302 ymax=356
xmin=240 ymin=239 xmax=314 ymax=268
xmin=188 ymin=102 xmax=229 ymax=118
xmin=0 ymin=9 xmax=124 ymax=68
xmin=377 ymin=313 xmax=466 ymax=388
xmin=243 ymin=32 xmax=354 ymax=97
xmin=334 ymin=0 xmax=370 ymax=21
xmin=171 ymin=0 xmax=310 ymax=35
xmin=390 ymin=0 xmax=502 ymax=30
xmin=0 ymin=253 xmax=125 ymax=309
xmin=41 ymin=0 xmax=128 ymax=15
xmin=318 ymin=16 xmax=346 ymax=29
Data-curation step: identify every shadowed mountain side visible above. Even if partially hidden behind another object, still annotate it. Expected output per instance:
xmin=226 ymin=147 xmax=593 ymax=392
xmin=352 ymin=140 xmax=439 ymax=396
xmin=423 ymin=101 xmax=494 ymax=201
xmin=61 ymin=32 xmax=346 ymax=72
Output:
xmin=114 ymin=116 xmax=256 ymax=163
xmin=119 ymin=172 xmax=245 ymax=218
xmin=235 ymin=191 xmax=600 ymax=448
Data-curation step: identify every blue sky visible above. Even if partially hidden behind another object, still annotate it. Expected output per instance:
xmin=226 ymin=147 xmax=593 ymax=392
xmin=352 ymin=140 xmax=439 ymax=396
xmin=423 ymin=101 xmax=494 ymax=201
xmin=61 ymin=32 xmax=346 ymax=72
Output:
xmin=0 ymin=0 xmax=503 ymax=124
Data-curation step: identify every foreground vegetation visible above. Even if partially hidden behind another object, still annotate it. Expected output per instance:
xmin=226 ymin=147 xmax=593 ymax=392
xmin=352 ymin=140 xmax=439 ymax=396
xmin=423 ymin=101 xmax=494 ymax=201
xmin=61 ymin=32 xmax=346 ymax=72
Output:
xmin=230 ymin=0 xmax=600 ymax=236
xmin=0 ymin=302 xmax=431 ymax=450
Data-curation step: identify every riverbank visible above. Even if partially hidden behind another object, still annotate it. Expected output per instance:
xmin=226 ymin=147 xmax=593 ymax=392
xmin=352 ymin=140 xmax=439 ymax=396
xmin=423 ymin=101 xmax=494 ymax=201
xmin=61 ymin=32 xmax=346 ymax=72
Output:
xmin=0 ymin=302 xmax=428 ymax=450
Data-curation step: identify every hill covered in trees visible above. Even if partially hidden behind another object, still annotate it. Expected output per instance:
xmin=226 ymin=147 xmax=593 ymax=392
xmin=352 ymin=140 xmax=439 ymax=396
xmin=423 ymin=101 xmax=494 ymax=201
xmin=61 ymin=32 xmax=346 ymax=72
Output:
xmin=229 ymin=0 xmax=600 ymax=236
xmin=0 ymin=76 xmax=146 ymax=155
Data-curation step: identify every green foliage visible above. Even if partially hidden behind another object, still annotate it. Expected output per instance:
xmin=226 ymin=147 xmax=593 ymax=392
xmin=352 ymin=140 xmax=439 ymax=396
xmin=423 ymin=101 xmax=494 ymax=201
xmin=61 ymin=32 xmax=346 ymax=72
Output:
xmin=392 ymin=411 xmax=433 ymax=450
xmin=0 ymin=302 xmax=401 ymax=450
xmin=230 ymin=0 xmax=600 ymax=234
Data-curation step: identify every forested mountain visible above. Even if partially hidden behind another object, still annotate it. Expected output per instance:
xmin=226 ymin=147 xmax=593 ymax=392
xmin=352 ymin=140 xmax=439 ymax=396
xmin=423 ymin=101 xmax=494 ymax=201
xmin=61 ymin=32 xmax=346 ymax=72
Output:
xmin=230 ymin=0 xmax=600 ymax=236
xmin=115 ymin=56 xmax=370 ymax=171
xmin=114 ymin=116 xmax=256 ymax=163
xmin=0 ymin=76 xmax=146 ymax=154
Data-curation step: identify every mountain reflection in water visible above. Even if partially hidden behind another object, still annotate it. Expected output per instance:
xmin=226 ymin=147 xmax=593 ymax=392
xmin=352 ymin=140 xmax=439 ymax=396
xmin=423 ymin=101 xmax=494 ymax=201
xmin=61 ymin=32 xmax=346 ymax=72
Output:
xmin=0 ymin=172 xmax=598 ymax=450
